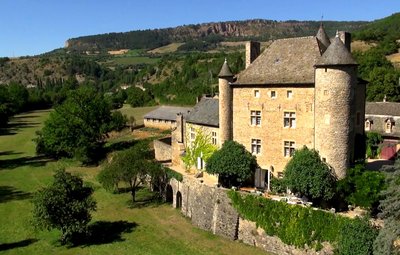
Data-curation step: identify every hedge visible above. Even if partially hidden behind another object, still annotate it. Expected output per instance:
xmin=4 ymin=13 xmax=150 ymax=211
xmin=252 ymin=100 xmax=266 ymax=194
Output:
xmin=228 ymin=191 xmax=376 ymax=253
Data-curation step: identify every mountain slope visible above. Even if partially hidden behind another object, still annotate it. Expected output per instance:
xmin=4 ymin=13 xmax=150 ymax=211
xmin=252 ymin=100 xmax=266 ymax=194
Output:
xmin=65 ymin=19 xmax=368 ymax=52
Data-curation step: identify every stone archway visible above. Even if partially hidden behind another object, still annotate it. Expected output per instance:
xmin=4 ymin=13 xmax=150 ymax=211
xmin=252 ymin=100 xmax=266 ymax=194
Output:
xmin=176 ymin=191 xmax=182 ymax=208
xmin=166 ymin=184 xmax=173 ymax=203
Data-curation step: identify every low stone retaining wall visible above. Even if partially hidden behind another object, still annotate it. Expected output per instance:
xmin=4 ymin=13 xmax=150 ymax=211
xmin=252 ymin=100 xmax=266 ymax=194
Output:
xmin=168 ymin=175 xmax=334 ymax=255
xmin=154 ymin=137 xmax=172 ymax=161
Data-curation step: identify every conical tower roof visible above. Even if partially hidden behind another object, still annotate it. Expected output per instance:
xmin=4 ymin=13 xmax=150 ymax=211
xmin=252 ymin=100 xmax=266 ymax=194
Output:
xmin=316 ymin=23 xmax=331 ymax=49
xmin=218 ymin=59 xmax=233 ymax=78
xmin=315 ymin=36 xmax=357 ymax=66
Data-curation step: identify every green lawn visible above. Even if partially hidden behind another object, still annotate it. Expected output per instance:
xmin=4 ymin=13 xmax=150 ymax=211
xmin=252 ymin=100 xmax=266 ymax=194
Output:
xmin=117 ymin=104 xmax=159 ymax=125
xmin=0 ymin=109 xmax=269 ymax=255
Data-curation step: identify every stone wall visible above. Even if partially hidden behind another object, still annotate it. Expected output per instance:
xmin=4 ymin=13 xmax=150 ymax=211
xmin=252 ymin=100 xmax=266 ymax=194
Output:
xmin=168 ymin=175 xmax=334 ymax=255
xmin=144 ymin=118 xmax=175 ymax=130
xmin=169 ymin=176 xmax=239 ymax=240
xmin=154 ymin=137 xmax=172 ymax=161
xmin=239 ymin=218 xmax=333 ymax=255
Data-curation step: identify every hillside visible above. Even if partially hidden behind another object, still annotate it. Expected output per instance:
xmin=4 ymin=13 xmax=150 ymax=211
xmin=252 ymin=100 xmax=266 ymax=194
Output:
xmin=65 ymin=19 xmax=368 ymax=52
xmin=353 ymin=12 xmax=400 ymax=41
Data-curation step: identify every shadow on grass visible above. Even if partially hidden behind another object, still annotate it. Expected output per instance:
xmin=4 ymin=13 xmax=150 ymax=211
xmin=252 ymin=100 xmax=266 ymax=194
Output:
xmin=0 ymin=239 xmax=38 ymax=251
xmin=0 ymin=186 xmax=32 ymax=203
xmin=0 ymin=151 xmax=23 ymax=157
xmin=0 ymin=155 xmax=53 ymax=170
xmin=0 ymin=121 xmax=40 ymax=136
xmin=125 ymin=187 xmax=164 ymax=209
xmin=72 ymin=221 xmax=138 ymax=247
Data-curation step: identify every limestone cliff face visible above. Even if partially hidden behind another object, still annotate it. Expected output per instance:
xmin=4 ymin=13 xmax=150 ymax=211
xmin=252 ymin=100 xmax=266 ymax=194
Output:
xmin=65 ymin=19 xmax=367 ymax=51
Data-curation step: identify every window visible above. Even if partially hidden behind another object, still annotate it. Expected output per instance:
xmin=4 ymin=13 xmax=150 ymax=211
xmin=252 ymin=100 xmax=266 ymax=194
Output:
xmin=251 ymin=139 xmax=261 ymax=155
xmin=251 ymin=110 xmax=261 ymax=126
xmin=254 ymin=90 xmax=260 ymax=98
xmin=212 ymin=131 xmax=217 ymax=145
xmin=283 ymin=112 xmax=296 ymax=128
xmin=365 ymin=120 xmax=371 ymax=131
xmin=190 ymin=127 xmax=196 ymax=140
xmin=271 ymin=91 xmax=276 ymax=98
xmin=385 ymin=119 xmax=394 ymax=133
xmin=284 ymin=141 xmax=295 ymax=157
xmin=287 ymin=90 xmax=293 ymax=99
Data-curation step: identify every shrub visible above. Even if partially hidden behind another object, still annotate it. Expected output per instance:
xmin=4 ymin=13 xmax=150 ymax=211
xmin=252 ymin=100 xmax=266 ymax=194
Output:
xmin=283 ymin=146 xmax=336 ymax=204
xmin=229 ymin=190 xmax=377 ymax=253
xmin=206 ymin=140 xmax=257 ymax=188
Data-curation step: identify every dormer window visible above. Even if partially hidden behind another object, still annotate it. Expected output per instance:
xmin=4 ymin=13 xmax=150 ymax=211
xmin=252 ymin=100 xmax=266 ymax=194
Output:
xmin=365 ymin=119 xmax=372 ymax=131
xmin=385 ymin=118 xmax=395 ymax=133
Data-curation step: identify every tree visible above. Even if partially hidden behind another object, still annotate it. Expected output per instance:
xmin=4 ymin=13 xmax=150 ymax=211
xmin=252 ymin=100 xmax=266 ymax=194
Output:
xmin=374 ymin=162 xmax=400 ymax=255
xmin=283 ymin=146 xmax=336 ymax=203
xmin=182 ymin=125 xmax=217 ymax=171
xmin=206 ymin=140 xmax=257 ymax=188
xmin=35 ymin=86 xmax=122 ymax=163
xmin=126 ymin=87 xmax=153 ymax=107
xmin=98 ymin=142 xmax=155 ymax=202
xmin=32 ymin=169 xmax=96 ymax=244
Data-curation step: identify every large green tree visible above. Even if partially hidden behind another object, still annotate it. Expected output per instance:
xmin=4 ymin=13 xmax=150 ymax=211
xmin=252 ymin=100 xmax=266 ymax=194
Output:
xmin=206 ymin=140 xmax=257 ymax=188
xmin=35 ymin=86 xmax=125 ymax=163
xmin=374 ymin=162 xmax=400 ymax=255
xmin=98 ymin=142 xmax=159 ymax=202
xmin=283 ymin=146 xmax=336 ymax=203
xmin=32 ymin=169 xmax=96 ymax=244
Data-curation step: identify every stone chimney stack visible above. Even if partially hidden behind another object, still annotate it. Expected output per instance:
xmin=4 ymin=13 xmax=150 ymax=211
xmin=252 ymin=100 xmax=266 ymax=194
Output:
xmin=245 ymin=41 xmax=260 ymax=69
xmin=338 ymin=31 xmax=351 ymax=52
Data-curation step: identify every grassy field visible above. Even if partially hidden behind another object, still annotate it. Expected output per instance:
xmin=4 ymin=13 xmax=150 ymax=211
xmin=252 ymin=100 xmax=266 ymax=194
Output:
xmin=148 ymin=43 xmax=185 ymax=54
xmin=0 ymin=109 xmax=269 ymax=255
xmin=117 ymin=104 xmax=159 ymax=125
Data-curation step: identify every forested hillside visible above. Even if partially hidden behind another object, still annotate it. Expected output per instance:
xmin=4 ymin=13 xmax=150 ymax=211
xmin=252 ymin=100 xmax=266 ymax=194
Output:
xmin=352 ymin=13 xmax=400 ymax=102
xmin=65 ymin=19 xmax=367 ymax=52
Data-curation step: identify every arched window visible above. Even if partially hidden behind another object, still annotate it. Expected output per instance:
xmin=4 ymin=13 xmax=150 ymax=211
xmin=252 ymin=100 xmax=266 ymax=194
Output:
xmin=365 ymin=119 xmax=372 ymax=131
xmin=385 ymin=118 xmax=395 ymax=133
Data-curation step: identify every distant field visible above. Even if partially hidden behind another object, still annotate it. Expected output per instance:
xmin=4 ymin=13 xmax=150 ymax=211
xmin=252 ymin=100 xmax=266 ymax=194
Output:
xmin=117 ymin=104 xmax=159 ymax=125
xmin=387 ymin=52 xmax=400 ymax=69
xmin=0 ymin=109 xmax=269 ymax=255
xmin=111 ymin=56 xmax=160 ymax=66
xmin=351 ymin=40 xmax=376 ymax=52
xmin=148 ymin=43 xmax=185 ymax=54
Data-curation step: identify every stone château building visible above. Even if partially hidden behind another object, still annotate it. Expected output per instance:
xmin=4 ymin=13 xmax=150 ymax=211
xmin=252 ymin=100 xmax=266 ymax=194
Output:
xmin=169 ymin=25 xmax=366 ymax=182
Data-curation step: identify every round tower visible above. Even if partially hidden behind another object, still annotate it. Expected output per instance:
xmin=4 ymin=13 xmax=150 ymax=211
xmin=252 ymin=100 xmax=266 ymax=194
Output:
xmin=218 ymin=59 xmax=234 ymax=146
xmin=314 ymin=35 xmax=358 ymax=179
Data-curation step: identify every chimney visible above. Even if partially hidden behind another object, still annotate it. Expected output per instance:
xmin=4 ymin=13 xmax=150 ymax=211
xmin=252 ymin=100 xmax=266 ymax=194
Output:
xmin=174 ymin=113 xmax=184 ymax=143
xmin=337 ymin=31 xmax=351 ymax=52
xmin=245 ymin=41 xmax=260 ymax=69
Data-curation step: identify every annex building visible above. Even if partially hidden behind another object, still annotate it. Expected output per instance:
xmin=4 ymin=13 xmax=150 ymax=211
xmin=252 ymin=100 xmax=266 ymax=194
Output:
xmin=167 ymin=25 xmax=366 ymax=183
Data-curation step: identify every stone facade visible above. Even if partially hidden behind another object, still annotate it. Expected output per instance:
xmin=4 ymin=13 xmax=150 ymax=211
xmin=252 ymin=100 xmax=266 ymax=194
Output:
xmin=154 ymin=137 xmax=172 ymax=162
xmin=232 ymin=86 xmax=315 ymax=176
xmin=314 ymin=66 xmax=358 ymax=179
xmin=144 ymin=118 xmax=175 ymax=130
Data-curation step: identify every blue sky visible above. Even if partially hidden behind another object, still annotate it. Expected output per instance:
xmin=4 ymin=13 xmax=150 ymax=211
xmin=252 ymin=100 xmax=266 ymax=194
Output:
xmin=1 ymin=0 xmax=399 ymax=57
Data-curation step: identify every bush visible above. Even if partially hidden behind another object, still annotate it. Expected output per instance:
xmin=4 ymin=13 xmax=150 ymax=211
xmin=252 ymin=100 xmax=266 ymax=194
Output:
xmin=337 ymin=164 xmax=386 ymax=210
xmin=283 ymin=146 xmax=336 ymax=204
xmin=32 ymin=169 xmax=96 ymax=244
xmin=336 ymin=217 xmax=378 ymax=255
xmin=229 ymin=191 xmax=377 ymax=253
xmin=206 ymin=140 xmax=257 ymax=188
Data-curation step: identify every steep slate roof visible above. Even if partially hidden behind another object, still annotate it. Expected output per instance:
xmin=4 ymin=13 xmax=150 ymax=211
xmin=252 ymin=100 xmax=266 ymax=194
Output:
xmin=186 ymin=98 xmax=219 ymax=127
xmin=316 ymin=24 xmax=331 ymax=50
xmin=365 ymin=102 xmax=400 ymax=117
xmin=218 ymin=59 xmax=234 ymax=77
xmin=315 ymin=36 xmax=357 ymax=66
xmin=234 ymin=36 xmax=322 ymax=85
xmin=144 ymin=106 xmax=192 ymax=121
